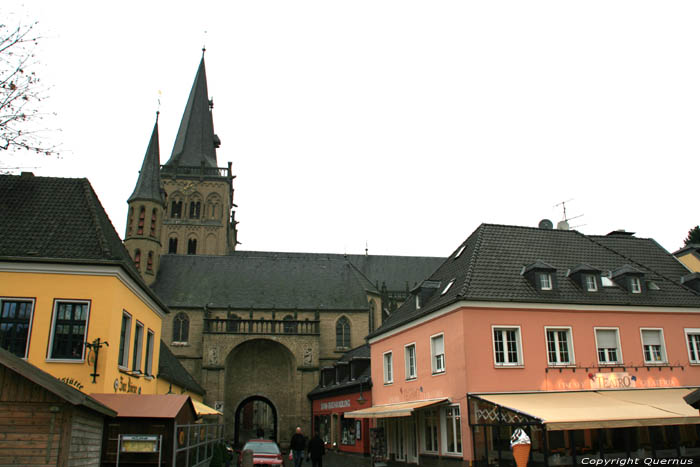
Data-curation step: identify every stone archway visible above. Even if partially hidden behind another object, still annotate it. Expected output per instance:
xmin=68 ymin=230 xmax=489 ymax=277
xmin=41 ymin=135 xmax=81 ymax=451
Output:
xmin=224 ymin=339 xmax=296 ymax=446
xmin=234 ymin=395 xmax=277 ymax=446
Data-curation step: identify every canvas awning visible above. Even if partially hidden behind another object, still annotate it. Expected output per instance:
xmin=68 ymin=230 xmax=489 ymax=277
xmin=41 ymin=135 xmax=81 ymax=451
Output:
xmin=472 ymin=388 xmax=700 ymax=431
xmin=192 ymin=400 xmax=222 ymax=416
xmin=345 ymin=398 xmax=448 ymax=419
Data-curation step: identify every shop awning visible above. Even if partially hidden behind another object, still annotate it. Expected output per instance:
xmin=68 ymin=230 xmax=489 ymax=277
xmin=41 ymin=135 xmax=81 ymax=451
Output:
xmin=192 ymin=400 xmax=222 ymax=416
xmin=472 ymin=388 xmax=700 ymax=431
xmin=345 ymin=398 xmax=448 ymax=419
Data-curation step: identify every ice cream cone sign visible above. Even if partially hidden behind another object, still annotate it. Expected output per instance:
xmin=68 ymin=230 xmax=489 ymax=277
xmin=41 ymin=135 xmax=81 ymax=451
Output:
xmin=510 ymin=428 xmax=531 ymax=467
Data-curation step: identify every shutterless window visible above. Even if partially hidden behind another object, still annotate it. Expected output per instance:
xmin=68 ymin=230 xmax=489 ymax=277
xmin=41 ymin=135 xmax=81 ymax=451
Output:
xmin=630 ymin=277 xmax=642 ymax=294
xmin=50 ymin=301 xmax=89 ymax=360
xmin=383 ymin=352 xmax=393 ymax=384
xmin=540 ymin=273 xmax=552 ymax=290
xmin=118 ymin=312 xmax=132 ymax=367
xmin=596 ymin=329 xmax=621 ymax=364
xmin=441 ymin=279 xmax=455 ymax=296
xmin=442 ymin=405 xmax=462 ymax=455
xmin=493 ymin=328 xmax=521 ymax=365
xmin=585 ymin=274 xmax=598 ymax=292
xmin=0 ymin=299 xmax=34 ymax=358
xmin=431 ymin=334 xmax=445 ymax=373
xmin=422 ymin=408 xmax=439 ymax=453
xmin=405 ymin=344 xmax=417 ymax=380
xmin=145 ymin=329 xmax=155 ymax=376
xmin=546 ymin=328 xmax=573 ymax=365
xmin=641 ymin=329 xmax=665 ymax=363
xmin=132 ymin=321 xmax=144 ymax=372
xmin=687 ymin=329 xmax=700 ymax=364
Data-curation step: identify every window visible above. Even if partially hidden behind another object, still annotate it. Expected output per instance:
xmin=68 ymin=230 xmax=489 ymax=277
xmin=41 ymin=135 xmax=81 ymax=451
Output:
xmin=383 ymin=351 xmax=393 ymax=384
xmin=431 ymin=334 xmax=445 ymax=374
xmin=422 ymin=408 xmax=439 ymax=453
xmin=171 ymin=200 xmax=182 ymax=218
xmin=0 ymin=299 xmax=34 ymax=358
xmin=405 ymin=344 xmax=417 ymax=379
xmin=146 ymin=251 xmax=154 ymax=272
xmin=137 ymin=206 xmax=145 ymax=235
xmin=173 ymin=312 xmax=189 ymax=343
xmin=585 ymin=274 xmax=598 ymax=292
xmin=49 ymin=301 xmax=89 ymax=360
xmin=492 ymin=327 xmax=522 ymax=366
xmin=189 ymin=201 xmax=201 ymax=219
xmin=454 ymin=244 xmax=466 ymax=259
xmin=118 ymin=311 xmax=132 ymax=367
xmin=630 ymin=277 xmax=642 ymax=294
xmin=595 ymin=328 xmax=621 ymax=364
xmin=641 ymin=329 xmax=666 ymax=363
xmin=168 ymin=237 xmax=178 ymax=254
xmin=132 ymin=321 xmax=143 ymax=372
xmin=601 ymin=276 xmax=615 ymax=287
xmin=441 ymin=279 xmax=455 ymax=296
xmin=686 ymin=329 xmax=700 ymax=364
xmin=546 ymin=327 xmax=574 ymax=365
xmin=336 ymin=317 xmax=351 ymax=349
xmin=540 ymin=273 xmax=552 ymax=290
xmin=133 ymin=249 xmax=141 ymax=270
xmin=145 ymin=329 xmax=155 ymax=376
xmin=442 ymin=405 xmax=462 ymax=455
xmin=187 ymin=238 xmax=197 ymax=255
xmin=150 ymin=208 xmax=157 ymax=237
xmin=127 ymin=207 xmax=134 ymax=236
xmin=368 ymin=300 xmax=376 ymax=333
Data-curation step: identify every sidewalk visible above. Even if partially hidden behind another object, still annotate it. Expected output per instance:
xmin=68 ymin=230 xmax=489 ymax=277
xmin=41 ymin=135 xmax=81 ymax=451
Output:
xmin=283 ymin=450 xmax=372 ymax=467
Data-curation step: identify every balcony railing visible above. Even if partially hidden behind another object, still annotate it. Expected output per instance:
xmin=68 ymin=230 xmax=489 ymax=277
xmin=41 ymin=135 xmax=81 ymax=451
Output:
xmin=161 ymin=164 xmax=231 ymax=178
xmin=204 ymin=318 xmax=320 ymax=335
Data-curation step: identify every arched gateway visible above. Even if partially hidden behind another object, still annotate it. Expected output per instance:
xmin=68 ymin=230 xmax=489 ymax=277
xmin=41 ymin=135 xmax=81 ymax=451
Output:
xmin=234 ymin=395 xmax=277 ymax=446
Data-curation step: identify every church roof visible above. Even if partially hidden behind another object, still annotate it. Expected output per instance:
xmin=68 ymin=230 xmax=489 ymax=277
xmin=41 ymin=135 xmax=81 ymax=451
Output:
xmin=165 ymin=57 xmax=219 ymax=169
xmin=345 ymin=254 xmax=443 ymax=292
xmin=128 ymin=118 xmax=163 ymax=203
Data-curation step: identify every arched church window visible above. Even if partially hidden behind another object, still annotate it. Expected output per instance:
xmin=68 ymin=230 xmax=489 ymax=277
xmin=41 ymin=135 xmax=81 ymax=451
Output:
xmin=336 ymin=316 xmax=350 ymax=349
xmin=189 ymin=201 xmax=201 ymax=219
xmin=227 ymin=312 xmax=240 ymax=332
xmin=147 ymin=251 xmax=154 ymax=272
xmin=137 ymin=206 xmax=145 ymax=235
xmin=150 ymin=209 xmax=157 ymax=237
xmin=171 ymin=200 xmax=182 ymax=218
xmin=133 ymin=249 xmax=141 ymax=270
xmin=127 ymin=207 xmax=133 ymax=236
xmin=283 ymin=315 xmax=297 ymax=334
xmin=173 ymin=313 xmax=189 ymax=343
xmin=168 ymin=237 xmax=178 ymax=254
xmin=187 ymin=238 xmax=197 ymax=255
xmin=369 ymin=300 xmax=376 ymax=333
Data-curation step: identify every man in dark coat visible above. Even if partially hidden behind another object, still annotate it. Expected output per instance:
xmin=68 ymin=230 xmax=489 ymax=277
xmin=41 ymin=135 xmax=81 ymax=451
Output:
xmin=306 ymin=431 xmax=325 ymax=467
xmin=289 ymin=426 xmax=307 ymax=467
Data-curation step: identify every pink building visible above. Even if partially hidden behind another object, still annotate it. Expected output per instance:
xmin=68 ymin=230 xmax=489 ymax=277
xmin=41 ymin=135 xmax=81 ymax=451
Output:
xmin=349 ymin=224 xmax=700 ymax=466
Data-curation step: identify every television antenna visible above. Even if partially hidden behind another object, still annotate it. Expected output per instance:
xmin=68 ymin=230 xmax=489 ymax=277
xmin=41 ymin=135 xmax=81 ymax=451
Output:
xmin=554 ymin=199 xmax=584 ymax=230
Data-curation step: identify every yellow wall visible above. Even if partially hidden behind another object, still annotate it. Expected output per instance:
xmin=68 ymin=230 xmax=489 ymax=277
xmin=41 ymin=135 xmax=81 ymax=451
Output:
xmin=0 ymin=269 xmax=163 ymax=396
xmin=678 ymin=252 xmax=700 ymax=273
xmin=155 ymin=377 xmax=203 ymax=402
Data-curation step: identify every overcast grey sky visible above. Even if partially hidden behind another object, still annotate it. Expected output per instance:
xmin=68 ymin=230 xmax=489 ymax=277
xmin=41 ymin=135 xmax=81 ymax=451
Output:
xmin=3 ymin=1 xmax=699 ymax=257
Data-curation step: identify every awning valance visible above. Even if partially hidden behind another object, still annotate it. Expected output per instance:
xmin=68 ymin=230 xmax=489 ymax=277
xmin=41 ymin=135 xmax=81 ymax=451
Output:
xmin=193 ymin=400 xmax=222 ymax=416
xmin=345 ymin=398 xmax=448 ymax=419
xmin=472 ymin=388 xmax=700 ymax=431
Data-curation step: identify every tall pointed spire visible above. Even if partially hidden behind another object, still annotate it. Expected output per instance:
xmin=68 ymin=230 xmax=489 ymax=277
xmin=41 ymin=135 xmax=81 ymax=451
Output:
xmin=165 ymin=56 xmax=219 ymax=168
xmin=129 ymin=115 xmax=164 ymax=203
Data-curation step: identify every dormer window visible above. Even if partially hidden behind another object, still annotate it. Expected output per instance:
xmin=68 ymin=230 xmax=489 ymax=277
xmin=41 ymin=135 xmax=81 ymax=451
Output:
xmin=522 ymin=260 xmax=557 ymax=292
xmin=630 ymin=277 xmax=642 ymax=294
xmin=601 ymin=276 xmax=614 ymax=287
xmin=611 ymin=265 xmax=645 ymax=294
xmin=567 ymin=264 xmax=601 ymax=292
xmin=585 ymin=274 xmax=598 ymax=292
xmin=540 ymin=273 xmax=552 ymax=290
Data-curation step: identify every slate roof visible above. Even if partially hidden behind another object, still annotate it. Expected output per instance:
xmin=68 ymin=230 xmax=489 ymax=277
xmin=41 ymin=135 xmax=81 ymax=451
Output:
xmin=165 ymin=57 xmax=219 ymax=169
xmin=158 ymin=340 xmax=205 ymax=396
xmin=345 ymin=254 xmax=444 ymax=292
xmin=308 ymin=344 xmax=371 ymax=398
xmin=371 ymin=223 xmax=700 ymax=338
xmin=0 ymin=347 xmax=116 ymax=417
xmin=128 ymin=118 xmax=164 ymax=203
xmin=0 ymin=174 xmax=169 ymax=313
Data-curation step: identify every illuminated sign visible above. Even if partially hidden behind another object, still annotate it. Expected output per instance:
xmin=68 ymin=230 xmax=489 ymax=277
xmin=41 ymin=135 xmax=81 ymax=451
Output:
xmin=588 ymin=372 xmax=636 ymax=389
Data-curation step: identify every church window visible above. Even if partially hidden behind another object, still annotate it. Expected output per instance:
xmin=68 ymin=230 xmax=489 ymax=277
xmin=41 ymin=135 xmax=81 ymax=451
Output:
xmin=150 ymin=209 xmax=157 ymax=237
xmin=187 ymin=238 xmax=197 ymax=255
xmin=190 ymin=201 xmax=201 ymax=219
xmin=127 ymin=207 xmax=133 ymax=236
xmin=173 ymin=312 xmax=189 ymax=343
xmin=283 ymin=315 xmax=297 ymax=333
xmin=133 ymin=249 xmax=141 ymax=270
xmin=137 ymin=206 xmax=145 ymax=235
xmin=168 ymin=237 xmax=178 ymax=254
xmin=146 ymin=251 xmax=154 ymax=272
xmin=369 ymin=300 xmax=376 ymax=333
xmin=336 ymin=317 xmax=351 ymax=349
xmin=171 ymin=200 xmax=182 ymax=218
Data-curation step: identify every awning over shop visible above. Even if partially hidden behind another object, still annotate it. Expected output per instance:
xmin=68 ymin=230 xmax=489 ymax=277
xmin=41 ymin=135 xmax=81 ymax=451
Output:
xmin=345 ymin=398 xmax=448 ymax=419
xmin=193 ymin=400 xmax=223 ymax=416
xmin=472 ymin=388 xmax=700 ymax=431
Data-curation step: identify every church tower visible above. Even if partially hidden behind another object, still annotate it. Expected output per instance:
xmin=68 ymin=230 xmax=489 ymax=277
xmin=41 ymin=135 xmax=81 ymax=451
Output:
xmin=125 ymin=116 xmax=165 ymax=285
xmin=159 ymin=55 xmax=238 ymax=256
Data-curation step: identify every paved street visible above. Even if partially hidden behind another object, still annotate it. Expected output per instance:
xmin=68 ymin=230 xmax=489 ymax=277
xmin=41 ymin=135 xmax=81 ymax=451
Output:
xmin=283 ymin=450 xmax=372 ymax=467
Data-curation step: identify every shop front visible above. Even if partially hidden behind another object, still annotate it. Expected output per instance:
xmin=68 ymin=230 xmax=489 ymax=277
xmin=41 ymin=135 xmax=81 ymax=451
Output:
xmin=312 ymin=391 xmax=372 ymax=454
xmin=468 ymin=388 xmax=700 ymax=466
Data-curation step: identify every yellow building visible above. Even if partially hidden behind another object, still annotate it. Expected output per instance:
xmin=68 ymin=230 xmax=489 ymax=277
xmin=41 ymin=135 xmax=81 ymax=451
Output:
xmin=675 ymin=244 xmax=700 ymax=273
xmin=0 ymin=173 xmax=204 ymax=399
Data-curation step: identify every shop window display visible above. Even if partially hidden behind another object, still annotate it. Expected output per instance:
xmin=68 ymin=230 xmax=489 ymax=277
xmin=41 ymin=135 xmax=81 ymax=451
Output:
xmin=341 ymin=416 xmax=357 ymax=445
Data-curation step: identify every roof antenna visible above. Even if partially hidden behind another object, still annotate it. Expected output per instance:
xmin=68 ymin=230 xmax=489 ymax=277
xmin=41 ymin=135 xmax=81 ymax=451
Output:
xmin=553 ymin=199 xmax=584 ymax=231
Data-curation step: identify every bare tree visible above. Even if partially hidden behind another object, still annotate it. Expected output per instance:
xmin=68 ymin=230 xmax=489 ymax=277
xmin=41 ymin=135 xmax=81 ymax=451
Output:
xmin=0 ymin=20 xmax=55 ymax=155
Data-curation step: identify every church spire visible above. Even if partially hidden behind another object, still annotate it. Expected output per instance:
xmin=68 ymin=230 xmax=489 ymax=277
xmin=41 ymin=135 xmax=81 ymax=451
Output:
xmin=128 ymin=115 xmax=163 ymax=203
xmin=165 ymin=56 xmax=220 ymax=169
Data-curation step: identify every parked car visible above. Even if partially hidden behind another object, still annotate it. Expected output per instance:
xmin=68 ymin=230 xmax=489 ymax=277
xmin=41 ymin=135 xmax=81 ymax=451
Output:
xmin=237 ymin=439 xmax=284 ymax=466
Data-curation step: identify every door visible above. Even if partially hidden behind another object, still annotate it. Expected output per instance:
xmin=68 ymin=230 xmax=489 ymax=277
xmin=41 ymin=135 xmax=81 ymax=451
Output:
xmin=406 ymin=417 xmax=419 ymax=464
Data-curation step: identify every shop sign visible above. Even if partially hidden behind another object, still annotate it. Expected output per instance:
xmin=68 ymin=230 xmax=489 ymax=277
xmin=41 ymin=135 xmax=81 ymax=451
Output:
xmin=121 ymin=434 xmax=159 ymax=452
xmin=320 ymin=399 xmax=350 ymax=411
xmin=589 ymin=372 xmax=636 ymax=389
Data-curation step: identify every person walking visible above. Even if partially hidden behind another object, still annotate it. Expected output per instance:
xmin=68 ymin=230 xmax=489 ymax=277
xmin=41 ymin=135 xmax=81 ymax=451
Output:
xmin=306 ymin=430 xmax=325 ymax=467
xmin=289 ymin=426 xmax=307 ymax=467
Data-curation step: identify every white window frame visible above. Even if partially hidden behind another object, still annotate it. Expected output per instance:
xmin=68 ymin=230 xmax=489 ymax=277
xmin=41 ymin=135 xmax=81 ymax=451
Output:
xmin=630 ymin=277 xmax=642 ymax=294
xmin=132 ymin=321 xmax=144 ymax=373
xmin=594 ymin=327 xmax=623 ymax=365
xmin=404 ymin=343 xmax=417 ymax=380
xmin=440 ymin=404 xmax=463 ymax=456
xmin=118 ymin=311 xmax=132 ymax=369
xmin=0 ymin=297 xmax=36 ymax=359
xmin=420 ymin=408 xmax=439 ymax=454
xmin=685 ymin=328 xmax=700 ymax=365
xmin=383 ymin=351 xmax=393 ymax=384
xmin=47 ymin=299 xmax=90 ymax=362
xmin=640 ymin=328 xmax=667 ymax=364
xmin=430 ymin=333 xmax=445 ymax=374
xmin=545 ymin=326 xmax=575 ymax=366
xmin=540 ymin=273 xmax=553 ymax=290
xmin=441 ymin=279 xmax=455 ymax=296
xmin=585 ymin=274 xmax=598 ymax=292
xmin=145 ymin=329 xmax=155 ymax=376
xmin=492 ymin=325 xmax=523 ymax=366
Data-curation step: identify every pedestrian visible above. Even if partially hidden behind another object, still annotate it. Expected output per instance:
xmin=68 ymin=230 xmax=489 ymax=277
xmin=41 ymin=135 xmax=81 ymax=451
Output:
xmin=306 ymin=430 xmax=325 ymax=467
xmin=289 ymin=426 xmax=307 ymax=467
xmin=256 ymin=426 xmax=264 ymax=438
